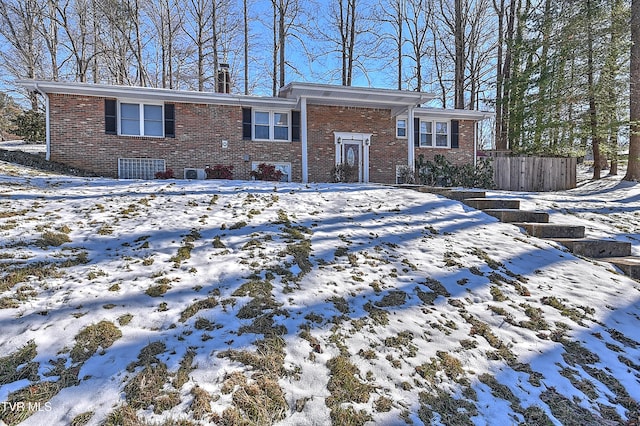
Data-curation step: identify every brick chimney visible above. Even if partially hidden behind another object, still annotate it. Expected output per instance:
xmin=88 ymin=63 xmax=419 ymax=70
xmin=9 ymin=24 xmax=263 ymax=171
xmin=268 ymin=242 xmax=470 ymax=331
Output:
xmin=217 ymin=63 xmax=231 ymax=93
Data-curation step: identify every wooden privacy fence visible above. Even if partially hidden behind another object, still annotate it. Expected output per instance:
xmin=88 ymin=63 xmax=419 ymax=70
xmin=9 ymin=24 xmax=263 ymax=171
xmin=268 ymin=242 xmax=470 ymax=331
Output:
xmin=491 ymin=156 xmax=577 ymax=192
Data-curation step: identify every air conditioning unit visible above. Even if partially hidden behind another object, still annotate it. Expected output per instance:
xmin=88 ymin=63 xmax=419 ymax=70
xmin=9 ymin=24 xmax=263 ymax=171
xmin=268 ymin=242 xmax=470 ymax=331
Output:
xmin=184 ymin=168 xmax=206 ymax=180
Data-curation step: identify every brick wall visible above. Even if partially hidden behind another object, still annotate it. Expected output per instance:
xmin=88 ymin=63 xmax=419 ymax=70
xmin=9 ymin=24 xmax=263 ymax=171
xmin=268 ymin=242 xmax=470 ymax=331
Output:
xmin=48 ymin=93 xmax=476 ymax=183
xmin=48 ymin=93 xmax=302 ymax=180
xmin=306 ymin=105 xmax=406 ymax=183
xmin=413 ymin=119 xmax=476 ymax=166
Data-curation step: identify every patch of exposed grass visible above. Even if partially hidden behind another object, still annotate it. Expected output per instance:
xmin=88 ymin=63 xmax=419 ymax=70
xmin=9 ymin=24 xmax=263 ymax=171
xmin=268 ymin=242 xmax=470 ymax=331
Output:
xmin=118 ymin=313 xmax=133 ymax=326
xmin=540 ymin=388 xmax=601 ymax=425
xmin=170 ymin=243 xmax=194 ymax=266
xmin=190 ymin=385 xmax=214 ymax=420
xmin=542 ymin=296 xmax=595 ymax=325
xmin=70 ymin=321 xmax=122 ymax=364
xmin=418 ymin=388 xmax=477 ymax=426
xmin=478 ymin=373 xmax=523 ymax=412
xmin=490 ymin=285 xmax=507 ymax=301
xmin=287 ymin=239 xmax=313 ymax=277
xmin=179 ymin=296 xmax=219 ymax=322
xmin=416 ymin=351 xmax=467 ymax=386
xmin=212 ymin=235 xmax=226 ymax=248
xmin=236 ymin=297 xmax=282 ymax=320
xmin=34 ymin=230 xmax=71 ymax=248
xmin=470 ymin=247 xmax=503 ymax=270
xmin=229 ymin=221 xmax=247 ymax=230
xmin=326 ymin=355 xmax=374 ymax=407
xmin=375 ymin=290 xmax=407 ymax=307
xmin=384 ymin=331 xmax=418 ymax=358
xmin=0 ymin=340 xmax=39 ymax=385
xmin=330 ymin=405 xmax=372 ymax=426
xmin=233 ymin=278 xmax=273 ymax=298
xmin=70 ymin=411 xmax=93 ymax=426
xmin=124 ymin=363 xmax=180 ymax=414
xmin=519 ymin=303 xmax=550 ymax=330
xmin=363 ymin=301 xmax=389 ymax=326
xmin=127 ymin=341 xmax=166 ymax=372
xmin=175 ymin=349 xmax=196 ymax=389
xmin=1 ymin=381 xmax=61 ymax=425
xmin=0 ymin=262 xmax=60 ymax=292
xmin=145 ymin=281 xmax=171 ymax=297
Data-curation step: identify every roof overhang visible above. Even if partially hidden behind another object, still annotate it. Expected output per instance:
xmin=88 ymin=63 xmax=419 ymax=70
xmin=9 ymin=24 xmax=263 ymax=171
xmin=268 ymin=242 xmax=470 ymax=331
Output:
xmin=414 ymin=107 xmax=494 ymax=121
xmin=17 ymin=80 xmax=297 ymax=109
xmin=279 ymin=82 xmax=434 ymax=115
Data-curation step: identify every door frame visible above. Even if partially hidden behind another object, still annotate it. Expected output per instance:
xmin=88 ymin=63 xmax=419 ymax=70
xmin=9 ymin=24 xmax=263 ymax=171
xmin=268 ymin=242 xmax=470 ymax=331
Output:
xmin=334 ymin=132 xmax=372 ymax=183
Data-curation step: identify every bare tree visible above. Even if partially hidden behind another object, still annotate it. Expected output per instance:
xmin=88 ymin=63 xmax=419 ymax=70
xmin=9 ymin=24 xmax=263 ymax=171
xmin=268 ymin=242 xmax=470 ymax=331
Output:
xmin=404 ymin=0 xmax=433 ymax=92
xmin=0 ymin=0 xmax=46 ymax=108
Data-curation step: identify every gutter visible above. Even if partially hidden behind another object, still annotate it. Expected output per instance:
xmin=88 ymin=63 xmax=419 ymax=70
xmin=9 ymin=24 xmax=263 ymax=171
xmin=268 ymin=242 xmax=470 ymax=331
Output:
xmin=33 ymin=83 xmax=51 ymax=161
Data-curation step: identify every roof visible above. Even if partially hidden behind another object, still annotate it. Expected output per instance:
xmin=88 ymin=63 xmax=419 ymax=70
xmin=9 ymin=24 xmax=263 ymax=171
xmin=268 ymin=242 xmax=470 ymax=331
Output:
xmin=415 ymin=107 xmax=494 ymax=121
xmin=17 ymin=80 xmax=297 ymax=109
xmin=278 ymin=82 xmax=434 ymax=115
xmin=17 ymin=80 xmax=493 ymax=120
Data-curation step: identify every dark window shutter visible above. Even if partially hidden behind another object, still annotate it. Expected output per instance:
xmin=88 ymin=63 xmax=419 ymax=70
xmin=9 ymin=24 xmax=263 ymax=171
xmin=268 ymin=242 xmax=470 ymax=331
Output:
xmin=164 ymin=103 xmax=175 ymax=138
xmin=105 ymin=99 xmax=117 ymax=135
xmin=451 ymin=120 xmax=459 ymax=149
xmin=291 ymin=111 xmax=301 ymax=142
xmin=413 ymin=117 xmax=420 ymax=147
xmin=242 ymin=107 xmax=252 ymax=140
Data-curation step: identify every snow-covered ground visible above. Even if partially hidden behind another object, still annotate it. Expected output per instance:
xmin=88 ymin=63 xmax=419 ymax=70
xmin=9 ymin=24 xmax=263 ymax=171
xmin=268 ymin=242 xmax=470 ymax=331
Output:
xmin=0 ymin=160 xmax=638 ymax=426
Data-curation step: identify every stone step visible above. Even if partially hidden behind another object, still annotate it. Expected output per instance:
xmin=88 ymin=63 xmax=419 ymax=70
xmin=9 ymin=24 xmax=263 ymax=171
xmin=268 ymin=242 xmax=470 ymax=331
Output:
xmin=484 ymin=209 xmax=549 ymax=223
xmin=554 ymin=239 xmax=632 ymax=258
xmin=463 ymin=198 xmax=521 ymax=210
xmin=516 ymin=223 xmax=585 ymax=239
xmin=439 ymin=190 xmax=487 ymax=202
xmin=601 ymin=257 xmax=640 ymax=279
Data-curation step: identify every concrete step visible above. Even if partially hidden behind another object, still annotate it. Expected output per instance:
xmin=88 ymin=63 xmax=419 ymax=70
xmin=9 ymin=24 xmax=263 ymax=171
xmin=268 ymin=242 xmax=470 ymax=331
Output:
xmin=463 ymin=198 xmax=521 ymax=210
xmin=601 ymin=257 xmax=640 ymax=279
xmin=516 ymin=223 xmax=585 ymax=239
xmin=554 ymin=239 xmax=632 ymax=258
xmin=485 ymin=209 xmax=549 ymax=223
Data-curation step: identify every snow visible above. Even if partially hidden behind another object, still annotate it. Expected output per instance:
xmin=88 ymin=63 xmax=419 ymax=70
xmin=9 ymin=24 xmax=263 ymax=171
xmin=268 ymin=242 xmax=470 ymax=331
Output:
xmin=0 ymin=160 xmax=639 ymax=425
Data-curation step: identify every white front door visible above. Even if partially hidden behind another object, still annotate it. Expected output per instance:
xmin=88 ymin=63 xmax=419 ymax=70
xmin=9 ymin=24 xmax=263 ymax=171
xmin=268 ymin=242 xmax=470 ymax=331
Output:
xmin=334 ymin=132 xmax=372 ymax=183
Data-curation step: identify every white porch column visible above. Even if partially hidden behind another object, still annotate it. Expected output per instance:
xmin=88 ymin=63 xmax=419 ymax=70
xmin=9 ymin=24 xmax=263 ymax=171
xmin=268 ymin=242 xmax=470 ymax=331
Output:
xmin=300 ymin=96 xmax=308 ymax=183
xmin=407 ymin=106 xmax=415 ymax=170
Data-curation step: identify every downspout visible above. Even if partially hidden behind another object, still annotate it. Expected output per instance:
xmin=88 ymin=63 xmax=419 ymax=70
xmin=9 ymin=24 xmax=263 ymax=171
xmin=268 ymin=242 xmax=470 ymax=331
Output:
xmin=34 ymin=83 xmax=51 ymax=161
xmin=300 ymin=96 xmax=308 ymax=183
xmin=474 ymin=120 xmax=478 ymax=167
xmin=407 ymin=106 xmax=415 ymax=171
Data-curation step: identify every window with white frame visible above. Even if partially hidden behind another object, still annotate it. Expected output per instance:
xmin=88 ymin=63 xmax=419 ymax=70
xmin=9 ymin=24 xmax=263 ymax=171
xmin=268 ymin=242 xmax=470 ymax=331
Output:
xmin=419 ymin=119 xmax=449 ymax=148
xmin=253 ymin=110 xmax=290 ymax=141
xmin=396 ymin=118 xmax=407 ymax=138
xmin=120 ymin=102 xmax=164 ymax=137
xmin=435 ymin=121 xmax=448 ymax=147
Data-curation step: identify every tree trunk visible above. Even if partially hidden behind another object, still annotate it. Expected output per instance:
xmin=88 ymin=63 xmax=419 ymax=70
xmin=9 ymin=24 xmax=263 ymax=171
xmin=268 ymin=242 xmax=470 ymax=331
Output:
xmin=625 ymin=0 xmax=640 ymax=180
xmin=244 ymin=0 xmax=249 ymax=95
xmin=454 ymin=0 xmax=464 ymax=109
xmin=279 ymin=0 xmax=286 ymax=88
xmin=586 ymin=0 xmax=601 ymax=180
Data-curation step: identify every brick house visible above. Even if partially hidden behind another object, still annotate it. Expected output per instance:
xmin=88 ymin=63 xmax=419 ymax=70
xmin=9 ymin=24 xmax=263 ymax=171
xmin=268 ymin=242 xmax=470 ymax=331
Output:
xmin=19 ymin=80 xmax=492 ymax=184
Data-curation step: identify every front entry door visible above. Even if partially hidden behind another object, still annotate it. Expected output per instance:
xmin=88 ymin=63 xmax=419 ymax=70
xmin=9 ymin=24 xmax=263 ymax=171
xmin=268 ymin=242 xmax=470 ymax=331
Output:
xmin=335 ymin=132 xmax=372 ymax=183
xmin=343 ymin=141 xmax=362 ymax=182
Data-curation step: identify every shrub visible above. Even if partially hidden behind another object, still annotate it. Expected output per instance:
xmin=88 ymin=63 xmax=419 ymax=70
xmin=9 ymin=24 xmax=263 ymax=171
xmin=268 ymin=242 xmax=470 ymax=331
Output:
xmin=250 ymin=163 xmax=283 ymax=181
xmin=154 ymin=169 xmax=174 ymax=179
xmin=416 ymin=154 xmax=494 ymax=188
xmin=11 ymin=109 xmax=45 ymax=143
xmin=331 ymin=163 xmax=358 ymax=183
xmin=205 ymin=164 xmax=234 ymax=180
xmin=396 ymin=165 xmax=416 ymax=184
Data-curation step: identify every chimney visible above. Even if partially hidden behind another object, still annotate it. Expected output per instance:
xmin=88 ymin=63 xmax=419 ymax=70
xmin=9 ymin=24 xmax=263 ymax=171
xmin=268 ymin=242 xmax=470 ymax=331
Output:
xmin=217 ymin=63 xmax=230 ymax=94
